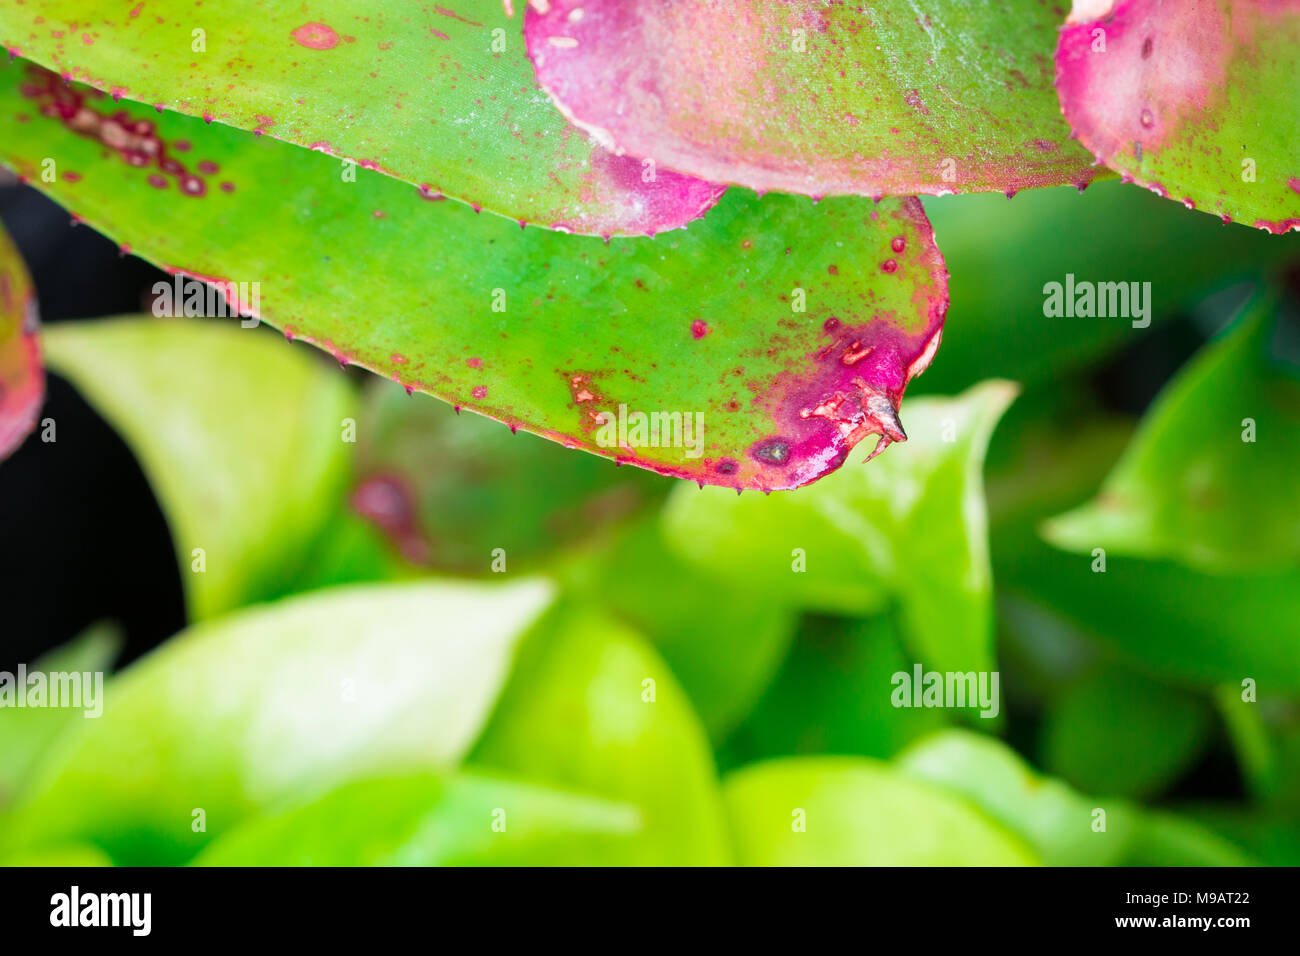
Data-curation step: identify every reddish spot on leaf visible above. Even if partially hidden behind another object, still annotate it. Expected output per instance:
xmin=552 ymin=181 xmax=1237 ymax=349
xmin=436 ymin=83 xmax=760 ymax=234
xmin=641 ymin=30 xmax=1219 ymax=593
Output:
xmin=435 ymin=6 xmax=482 ymax=27
xmin=292 ymin=23 xmax=341 ymax=51
xmin=19 ymin=64 xmax=216 ymax=199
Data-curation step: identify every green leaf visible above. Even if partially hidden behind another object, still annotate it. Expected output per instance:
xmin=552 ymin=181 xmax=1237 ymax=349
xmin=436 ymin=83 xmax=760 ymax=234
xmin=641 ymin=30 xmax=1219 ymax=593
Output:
xmin=897 ymin=730 xmax=1137 ymax=866
xmin=899 ymin=730 xmax=1254 ymax=866
xmin=1039 ymin=668 xmax=1212 ymax=800
xmin=353 ymin=380 xmax=665 ymax=574
xmin=1044 ymin=297 xmax=1300 ymax=573
xmin=1121 ymin=812 xmax=1256 ymax=867
xmin=192 ymin=772 xmax=643 ymax=867
xmin=279 ymin=506 xmax=422 ymax=595
xmin=565 ymin=514 xmax=796 ymax=742
xmin=917 ymin=183 xmax=1300 ymax=396
xmin=469 ymin=602 xmax=731 ymax=865
xmin=0 ymin=220 xmax=40 ymax=458
xmin=1215 ymin=684 xmax=1300 ymax=808
xmin=1056 ymin=0 xmax=1300 ymax=232
xmin=1184 ymin=807 xmax=1300 ymax=866
xmin=524 ymin=0 xmax=1103 ymax=197
xmin=722 ymin=756 xmax=1037 ymax=866
xmin=4 ymin=579 xmax=555 ymax=865
xmin=984 ymin=383 xmax=1134 ymax=543
xmin=662 ymin=382 xmax=1017 ymax=674
xmin=1000 ymin=541 xmax=1300 ymax=691
xmin=0 ymin=60 xmax=949 ymax=490
xmin=0 ymin=624 xmax=120 ymax=808
xmin=42 ymin=317 xmax=355 ymax=619
xmin=0 ymin=0 xmax=722 ymax=237
xmin=720 ymin=615 xmax=948 ymax=769
xmin=0 ymin=843 xmax=114 ymax=867
xmin=991 ymin=372 xmax=1300 ymax=691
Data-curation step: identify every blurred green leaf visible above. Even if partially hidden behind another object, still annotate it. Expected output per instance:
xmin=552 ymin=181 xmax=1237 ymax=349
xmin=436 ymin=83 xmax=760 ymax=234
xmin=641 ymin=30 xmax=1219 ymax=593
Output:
xmin=281 ymin=506 xmax=421 ymax=594
xmin=901 ymin=731 xmax=1255 ymax=867
xmin=564 ymin=515 xmax=796 ymax=742
xmin=918 ymin=183 xmax=1300 ymax=395
xmin=1215 ymin=685 xmax=1300 ymax=808
xmin=192 ymin=772 xmax=643 ymax=867
xmin=984 ymin=385 xmax=1134 ymax=539
xmin=469 ymin=603 xmax=731 ymax=865
xmin=1045 ymin=297 xmax=1300 ymax=572
xmin=990 ymin=364 xmax=1300 ymax=691
xmin=720 ymin=615 xmax=947 ymax=770
xmin=897 ymin=730 xmax=1137 ymax=866
xmin=1122 ymin=811 xmax=1255 ymax=868
xmin=662 ymin=382 xmax=1017 ymax=675
xmin=1000 ymin=542 xmax=1300 ymax=691
xmin=1040 ymin=668 xmax=1212 ymax=801
xmin=43 ymin=317 xmax=355 ymax=619
xmin=0 ymin=843 xmax=114 ymax=867
xmin=354 ymin=381 xmax=664 ymax=575
xmin=0 ymin=623 xmax=120 ymax=807
xmin=722 ymin=756 xmax=1037 ymax=866
xmin=1184 ymin=808 xmax=1300 ymax=866
xmin=4 ymin=579 xmax=554 ymax=865
xmin=993 ymin=595 xmax=1106 ymax=711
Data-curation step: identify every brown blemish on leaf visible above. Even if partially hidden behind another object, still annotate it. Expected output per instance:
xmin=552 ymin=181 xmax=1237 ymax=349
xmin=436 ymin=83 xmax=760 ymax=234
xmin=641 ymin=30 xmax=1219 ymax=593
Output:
xmin=18 ymin=64 xmax=222 ymax=198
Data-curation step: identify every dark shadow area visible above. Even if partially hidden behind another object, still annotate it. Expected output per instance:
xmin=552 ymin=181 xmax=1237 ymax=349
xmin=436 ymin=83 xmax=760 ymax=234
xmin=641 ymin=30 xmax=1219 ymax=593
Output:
xmin=1 ymin=182 xmax=184 ymax=669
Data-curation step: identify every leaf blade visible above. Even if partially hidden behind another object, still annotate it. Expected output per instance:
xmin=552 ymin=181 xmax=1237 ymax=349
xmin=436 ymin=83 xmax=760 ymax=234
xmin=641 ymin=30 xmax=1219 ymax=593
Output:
xmin=526 ymin=0 xmax=1105 ymax=197
xmin=5 ymin=578 xmax=555 ymax=864
xmin=43 ymin=316 xmax=356 ymax=618
xmin=0 ymin=0 xmax=723 ymax=236
xmin=722 ymin=755 xmax=1038 ymax=866
xmin=1056 ymin=0 xmax=1300 ymax=231
xmin=1043 ymin=295 xmax=1300 ymax=572
xmin=0 ymin=61 xmax=949 ymax=490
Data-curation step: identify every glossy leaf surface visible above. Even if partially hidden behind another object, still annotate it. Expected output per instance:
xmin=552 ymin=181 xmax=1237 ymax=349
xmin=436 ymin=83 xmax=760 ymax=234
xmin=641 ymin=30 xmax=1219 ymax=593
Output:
xmin=0 ymin=0 xmax=723 ymax=236
xmin=0 ymin=60 xmax=948 ymax=490
xmin=526 ymin=0 xmax=1105 ymax=198
xmin=1057 ymin=0 xmax=1300 ymax=231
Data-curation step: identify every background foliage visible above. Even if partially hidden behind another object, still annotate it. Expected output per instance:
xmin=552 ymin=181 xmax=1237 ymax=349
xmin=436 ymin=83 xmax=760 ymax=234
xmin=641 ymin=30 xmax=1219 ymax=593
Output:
xmin=2 ymin=171 xmax=1297 ymax=865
